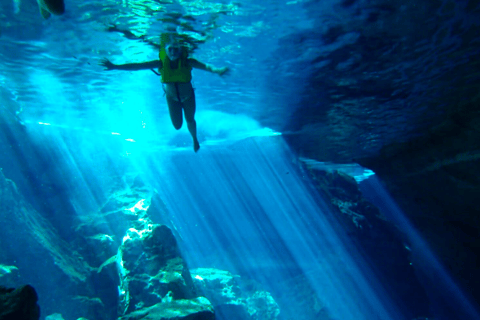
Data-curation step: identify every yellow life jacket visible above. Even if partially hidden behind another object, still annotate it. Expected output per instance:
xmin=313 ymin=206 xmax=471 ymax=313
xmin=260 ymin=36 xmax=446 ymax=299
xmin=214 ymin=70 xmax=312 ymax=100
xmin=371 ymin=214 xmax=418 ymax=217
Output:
xmin=158 ymin=46 xmax=192 ymax=83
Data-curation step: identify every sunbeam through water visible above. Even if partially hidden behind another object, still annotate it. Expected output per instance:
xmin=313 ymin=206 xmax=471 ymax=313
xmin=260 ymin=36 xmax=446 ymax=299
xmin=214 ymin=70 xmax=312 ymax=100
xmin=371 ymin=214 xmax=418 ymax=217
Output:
xmin=1 ymin=0 xmax=480 ymax=319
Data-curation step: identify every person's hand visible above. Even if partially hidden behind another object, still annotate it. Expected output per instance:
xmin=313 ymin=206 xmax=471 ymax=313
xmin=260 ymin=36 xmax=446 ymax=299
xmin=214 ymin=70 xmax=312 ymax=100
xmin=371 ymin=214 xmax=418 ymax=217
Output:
xmin=99 ymin=58 xmax=116 ymax=70
xmin=215 ymin=66 xmax=230 ymax=77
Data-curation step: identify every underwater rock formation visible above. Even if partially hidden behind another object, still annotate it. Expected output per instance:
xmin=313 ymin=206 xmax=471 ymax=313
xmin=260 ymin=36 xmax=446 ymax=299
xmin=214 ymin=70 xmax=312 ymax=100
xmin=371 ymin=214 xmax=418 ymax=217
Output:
xmin=0 ymin=264 xmax=19 ymax=289
xmin=266 ymin=0 xmax=480 ymax=314
xmin=0 ymin=167 xmax=96 ymax=319
xmin=117 ymin=224 xmax=197 ymax=315
xmin=0 ymin=285 xmax=40 ymax=320
xmin=305 ymin=169 xmax=430 ymax=318
xmin=74 ymin=176 xmax=156 ymax=264
xmin=357 ymin=103 xmax=480 ymax=316
xmin=117 ymin=297 xmax=214 ymax=320
xmin=75 ymin=176 xmax=174 ymax=268
xmin=191 ymin=268 xmax=280 ymax=320
xmin=0 ymin=167 xmax=92 ymax=281
xmin=75 ymin=176 xmax=184 ymax=320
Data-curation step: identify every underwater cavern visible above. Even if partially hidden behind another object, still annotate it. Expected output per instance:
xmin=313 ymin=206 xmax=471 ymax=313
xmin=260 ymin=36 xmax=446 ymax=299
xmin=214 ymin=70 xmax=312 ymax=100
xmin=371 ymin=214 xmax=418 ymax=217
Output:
xmin=1 ymin=0 xmax=480 ymax=320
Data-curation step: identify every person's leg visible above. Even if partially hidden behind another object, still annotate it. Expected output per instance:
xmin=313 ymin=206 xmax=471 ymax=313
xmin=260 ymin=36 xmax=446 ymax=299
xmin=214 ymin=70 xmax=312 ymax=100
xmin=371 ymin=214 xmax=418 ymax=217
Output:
xmin=166 ymin=95 xmax=183 ymax=130
xmin=182 ymin=94 xmax=200 ymax=152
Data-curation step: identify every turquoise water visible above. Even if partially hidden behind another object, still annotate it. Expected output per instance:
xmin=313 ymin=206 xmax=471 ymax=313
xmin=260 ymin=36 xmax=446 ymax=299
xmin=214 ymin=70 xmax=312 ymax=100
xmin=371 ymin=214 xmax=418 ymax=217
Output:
xmin=1 ymin=0 xmax=299 ymax=140
xmin=1 ymin=1 xmax=479 ymax=320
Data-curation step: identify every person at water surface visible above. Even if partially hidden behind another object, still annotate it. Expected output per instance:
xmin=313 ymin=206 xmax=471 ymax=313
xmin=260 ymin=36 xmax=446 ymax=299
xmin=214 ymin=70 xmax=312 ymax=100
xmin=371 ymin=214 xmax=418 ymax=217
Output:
xmin=100 ymin=33 xmax=229 ymax=152
xmin=36 ymin=0 xmax=65 ymax=19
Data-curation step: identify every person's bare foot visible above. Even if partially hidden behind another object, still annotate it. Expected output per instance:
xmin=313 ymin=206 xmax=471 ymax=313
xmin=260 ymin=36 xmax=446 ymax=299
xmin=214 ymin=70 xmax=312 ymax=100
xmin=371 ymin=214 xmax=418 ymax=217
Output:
xmin=194 ymin=139 xmax=200 ymax=152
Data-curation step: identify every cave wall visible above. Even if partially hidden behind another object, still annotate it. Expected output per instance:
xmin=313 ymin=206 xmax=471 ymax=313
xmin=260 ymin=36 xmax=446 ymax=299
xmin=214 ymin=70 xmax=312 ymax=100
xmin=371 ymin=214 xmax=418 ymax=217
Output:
xmin=267 ymin=0 xmax=480 ymax=314
xmin=357 ymin=98 xmax=480 ymax=307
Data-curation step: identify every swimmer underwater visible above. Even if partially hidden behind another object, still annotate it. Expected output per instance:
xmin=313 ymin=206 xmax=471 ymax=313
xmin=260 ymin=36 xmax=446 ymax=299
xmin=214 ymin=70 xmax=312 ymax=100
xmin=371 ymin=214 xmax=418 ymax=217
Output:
xmin=100 ymin=33 xmax=229 ymax=152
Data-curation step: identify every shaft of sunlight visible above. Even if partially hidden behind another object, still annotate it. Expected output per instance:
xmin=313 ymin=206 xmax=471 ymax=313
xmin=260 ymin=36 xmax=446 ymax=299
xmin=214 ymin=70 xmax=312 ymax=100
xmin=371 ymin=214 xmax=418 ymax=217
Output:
xmin=360 ymin=177 xmax=480 ymax=320
xmin=131 ymin=136 xmax=408 ymax=320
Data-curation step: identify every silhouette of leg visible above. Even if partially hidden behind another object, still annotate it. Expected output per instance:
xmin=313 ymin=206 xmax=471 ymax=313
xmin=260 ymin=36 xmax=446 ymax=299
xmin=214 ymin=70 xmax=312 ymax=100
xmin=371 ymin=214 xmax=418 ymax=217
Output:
xmin=182 ymin=94 xmax=199 ymax=152
xmin=166 ymin=96 xmax=183 ymax=130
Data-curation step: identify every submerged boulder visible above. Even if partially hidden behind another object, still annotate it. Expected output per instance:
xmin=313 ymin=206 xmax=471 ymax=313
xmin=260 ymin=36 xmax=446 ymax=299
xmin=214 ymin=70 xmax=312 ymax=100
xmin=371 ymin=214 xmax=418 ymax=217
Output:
xmin=191 ymin=268 xmax=280 ymax=320
xmin=117 ymin=297 xmax=214 ymax=320
xmin=117 ymin=224 xmax=197 ymax=315
xmin=0 ymin=285 xmax=40 ymax=320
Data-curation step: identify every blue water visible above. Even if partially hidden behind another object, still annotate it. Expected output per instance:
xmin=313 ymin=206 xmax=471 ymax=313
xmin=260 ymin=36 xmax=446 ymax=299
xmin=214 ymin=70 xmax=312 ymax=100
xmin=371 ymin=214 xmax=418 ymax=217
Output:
xmin=1 ymin=0 xmax=480 ymax=320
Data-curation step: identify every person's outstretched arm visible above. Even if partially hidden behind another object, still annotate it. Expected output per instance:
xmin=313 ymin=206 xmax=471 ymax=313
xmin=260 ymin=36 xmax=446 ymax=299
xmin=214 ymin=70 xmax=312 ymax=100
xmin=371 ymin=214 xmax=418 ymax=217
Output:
xmin=188 ymin=58 xmax=230 ymax=76
xmin=100 ymin=58 xmax=162 ymax=71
